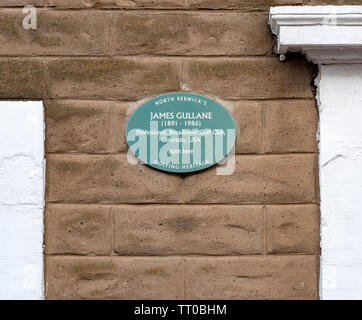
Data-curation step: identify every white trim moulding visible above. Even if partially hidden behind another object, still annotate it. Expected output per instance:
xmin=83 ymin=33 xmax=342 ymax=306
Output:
xmin=270 ymin=6 xmax=362 ymax=64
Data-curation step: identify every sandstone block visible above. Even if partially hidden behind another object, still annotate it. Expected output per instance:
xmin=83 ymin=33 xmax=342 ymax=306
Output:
xmin=45 ymin=204 xmax=112 ymax=255
xmin=0 ymin=58 xmax=44 ymax=99
xmin=45 ymin=100 xmax=128 ymax=153
xmin=185 ymin=256 xmax=318 ymax=299
xmin=264 ymin=100 xmax=318 ymax=153
xmin=47 ymin=58 xmax=181 ymax=100
xmin=183 ymin=56 xmax=314 ymax=100
xmin=183 ymin=154 xmax=316 ymax=204
xmin=110 ymin=12 xmax=271 ymax=56
xmin=46 ymin=257 xmax=184 ymax=299
xmin=266 ymin=204 xmax=320 ymax=254
xmin=114 ymin=205 xmax=264 ymax=255
xmin=0 ymin=10 xmax=108 ymax=55
xmin=46 ymin=154 xmax=183 ymax=203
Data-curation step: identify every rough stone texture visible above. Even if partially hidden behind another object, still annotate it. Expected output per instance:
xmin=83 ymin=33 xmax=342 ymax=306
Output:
xmin=183 ymin=154 xmax=316 ymax=204
xmin=0 ymin=0 xmax=44 ymax=6
xmin=0 ymin=59 xmax=44 ymax=99
xmin=266 ymin=205 xmax=320 ymax=254
xmin=46 ymin=255 xmax=317 ymax=300
xmin=264 ymin=99 xmax=318 ymax=153
xmin=47 ymin=0 xmax=188 ymax=8
xmin=46 ymin=154 xmax=183 ymax=203
xmin=110 ymin=12 xmax=272 ymax=56
xmin=0 ymin=9 xmax=108 ymax=56
xmin=46 ymin=58 xmax=181 ymax=100
xmin=45 ymin=204 xmax=112 ymax=255
xmin=45 ymin=99 xmax=262 ymax=154
xmin=185 ymin=256 xmax=318 ymax=300
xmin=44 ymin=0 xmax=314 ymax=9
xmin=183 ymin=56 xmax=315 ymax=100
xmin=47 ymin=154 xmax=316 ymax=205
xmin=7 ymin=0 xmax=356 ymax=9
xmin=46 ymin=257 xmax=185 ymax=299
xmin=45 ymin=100 xmax=128 ymax=153
xmin=189 ymin=0 xmax=307 ymax=9
xmin=114 ymin=205 xmax=264 ymax=255
xmin=232 ymin=101 xmax=263 ymax=154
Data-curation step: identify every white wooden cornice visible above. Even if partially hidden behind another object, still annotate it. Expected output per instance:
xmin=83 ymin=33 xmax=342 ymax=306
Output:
xmin=269 ymin=6 xmax=362 ymax=64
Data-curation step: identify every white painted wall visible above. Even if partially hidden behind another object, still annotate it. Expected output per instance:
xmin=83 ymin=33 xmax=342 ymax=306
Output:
xmin=318 ymin=65 xmax=362 ymax=300
xmin=0 ymin=101 xmax=44 ymax=300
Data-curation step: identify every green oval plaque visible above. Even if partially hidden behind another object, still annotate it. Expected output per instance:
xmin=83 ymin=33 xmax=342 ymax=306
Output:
xmin=126 ymin=93 xmax=236 ymax=173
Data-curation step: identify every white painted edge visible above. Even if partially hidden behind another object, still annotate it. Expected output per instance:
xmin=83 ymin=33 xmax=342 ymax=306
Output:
xmin=271 ymin=6 xmax=362 ymax=14
xmin=317 ymin=64 xmax=362 ymax=300
xmin=0 ymin=101 xmax=45 ymax=300
xmin=270 ymin=6 xmax=362 ymax=64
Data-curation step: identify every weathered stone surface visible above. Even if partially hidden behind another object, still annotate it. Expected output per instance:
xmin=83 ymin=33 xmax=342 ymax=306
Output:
xmin=189 ymin=0 xmax=306 ymax=8
xmin=45 ymin=100 xmax=128 ymax=153
xmin=110 ymin=12 xmax=271 ymax=56
xmin=0 ymin=59 xmax=44 ymax=99
xmin=45 ymin=98 xmax=262 ymax=154
xmin=47 ymin=0 xmax=188 ymax=8
xmin=183 ymin=56 xmax=315 ymax=99
xmin=183 ymin=154 xmax=316 ymax=204
xmin=264 ymin=100 xmax=318 ymax=153
xmin=185 ymin=256 xmax=318 ymax=299
xmin=47 ymin=154 xmax=316 ymax=204
xmin=46 ymin=154 xmax=183 ymax=203
xmin=1 ymin=0 xmax=44 ymax=6
xmin=45 ymin=0 xmax=310 ymax=8
xmin=231 ymin=101 xmax=263 ymax=154
xmin=46 ymin=58 xmax=181 ymax=100
xmin=46 ymin=257 xmax=184 ymax=299
xmin=114 ymin=205 xmax=263 ymax=255
xmin=266 ymin=205 xmax=320 ymax=254
xmin=109 ymin=102 xmax=133 ymax=152
xmin=0 ymin=9 xmax=108 ymax=56
xmin=45 ymin=204 xmax=112 ymax=255
xmin=3 ymin=0 xmax=321 ymax=302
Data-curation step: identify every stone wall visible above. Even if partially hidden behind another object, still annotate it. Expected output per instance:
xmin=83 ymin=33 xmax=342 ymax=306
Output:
xmin=0 ymin=0 xmax=330 ymax=299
